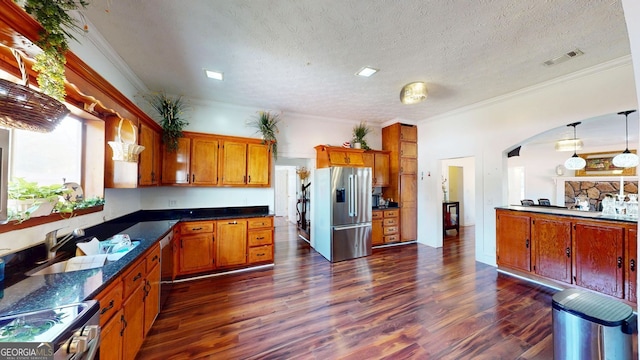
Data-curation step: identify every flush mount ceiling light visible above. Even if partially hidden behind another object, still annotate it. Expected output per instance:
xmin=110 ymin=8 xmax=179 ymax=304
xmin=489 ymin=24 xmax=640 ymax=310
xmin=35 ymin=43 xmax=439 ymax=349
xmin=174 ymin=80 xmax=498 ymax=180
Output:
xmin=612 ymin=110 xmax=638 ymax=168
xmin=205 ymin=69 xmax=224 ymax=80
xmin=555 ymin=139 xmax=583 ymax=152
xmin=564 ymin=122 xmax=586 ymax=170
xmin=400 ymin=81 xmax=428 ymax=105
xmin=543 ymin=49 xmax=584 ymax=67
xmin=355 ymin=67 xmax=378 ymax=77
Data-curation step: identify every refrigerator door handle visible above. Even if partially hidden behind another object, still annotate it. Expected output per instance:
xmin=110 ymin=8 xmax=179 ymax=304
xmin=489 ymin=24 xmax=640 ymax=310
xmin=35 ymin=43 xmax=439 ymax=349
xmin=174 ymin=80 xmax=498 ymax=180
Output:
xmin=353 ymin=174 xmax=358 ymax=217
xmin=333 ymin=223 xmax=372 ymax=231
xmin=348 ymin=174 xmax=355 ymax=216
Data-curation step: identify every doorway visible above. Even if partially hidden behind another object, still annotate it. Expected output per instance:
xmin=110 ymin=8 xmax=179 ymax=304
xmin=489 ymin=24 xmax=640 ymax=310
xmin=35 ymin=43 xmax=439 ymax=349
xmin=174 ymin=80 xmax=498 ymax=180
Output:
xmin=441 ymin=157 xmax=476 ymax=242
xmin=274 ymin=165 xmax=298 ymax=224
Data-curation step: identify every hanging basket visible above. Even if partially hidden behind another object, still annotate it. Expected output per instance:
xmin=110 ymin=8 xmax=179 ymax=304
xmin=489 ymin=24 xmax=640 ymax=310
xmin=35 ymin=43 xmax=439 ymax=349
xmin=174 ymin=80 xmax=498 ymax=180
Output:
xmin=0 ymin=49 xmax=69 ymax=132
xmin=108 ymin=118 xmax=145 ymax=162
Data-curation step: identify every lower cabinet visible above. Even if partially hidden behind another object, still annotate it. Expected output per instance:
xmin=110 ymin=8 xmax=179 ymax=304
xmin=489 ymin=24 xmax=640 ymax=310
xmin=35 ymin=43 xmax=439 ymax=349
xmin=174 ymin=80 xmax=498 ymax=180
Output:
xmin=532 ymin=217 xmax=572 ymax=284
xmin=217 ymin=219 xmax=248 ymax=267
xmin=247 ymin=217 xmax=274 ymax=264
xmin=372 ymin=210 xmax=384 ymax=246
xmin=573 ymin=222 xmax=624 ymax=299
xmin=496 ymin=208 xmax=636 ymax=303
xmin=177 ymin=221 xmax=216 ymax=275
xmin=95 ymin=244 xmax=161 ymax=360
xmin=383 ymin=209 xmax=400 ymax=243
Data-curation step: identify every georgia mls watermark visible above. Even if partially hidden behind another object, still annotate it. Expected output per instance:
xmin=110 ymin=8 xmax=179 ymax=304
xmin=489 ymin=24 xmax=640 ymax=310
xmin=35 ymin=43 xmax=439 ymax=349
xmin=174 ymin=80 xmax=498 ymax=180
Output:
xmin=0 ymin=342 xmax=54 ymax=360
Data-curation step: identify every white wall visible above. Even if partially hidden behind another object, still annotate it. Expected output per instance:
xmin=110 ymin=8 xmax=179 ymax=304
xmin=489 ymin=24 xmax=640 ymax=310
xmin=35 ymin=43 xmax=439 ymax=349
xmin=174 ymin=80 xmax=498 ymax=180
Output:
xmin=418 ymin=59 xmax=638 ymax=266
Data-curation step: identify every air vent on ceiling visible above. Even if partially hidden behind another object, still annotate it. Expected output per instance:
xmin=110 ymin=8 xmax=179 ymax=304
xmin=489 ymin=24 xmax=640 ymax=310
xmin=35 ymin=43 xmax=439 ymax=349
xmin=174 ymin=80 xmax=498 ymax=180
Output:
xmin=543 ymin=49 xmax=584 ymax=67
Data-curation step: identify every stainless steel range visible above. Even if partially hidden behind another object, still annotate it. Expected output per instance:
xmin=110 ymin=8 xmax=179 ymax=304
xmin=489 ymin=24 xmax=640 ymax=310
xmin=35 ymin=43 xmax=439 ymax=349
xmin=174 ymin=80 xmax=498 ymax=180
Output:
xmin=0 ymin=300 xmax=100 ymax=360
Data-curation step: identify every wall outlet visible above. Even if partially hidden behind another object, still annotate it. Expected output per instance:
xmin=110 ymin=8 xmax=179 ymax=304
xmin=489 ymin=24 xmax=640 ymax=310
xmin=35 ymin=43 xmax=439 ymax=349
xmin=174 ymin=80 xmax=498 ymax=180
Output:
xmin=169 ymin=199 xmax=177 ymax=207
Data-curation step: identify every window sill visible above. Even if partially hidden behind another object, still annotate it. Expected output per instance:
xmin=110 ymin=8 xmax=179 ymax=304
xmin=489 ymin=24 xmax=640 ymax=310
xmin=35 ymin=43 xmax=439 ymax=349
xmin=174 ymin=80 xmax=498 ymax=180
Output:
xmin=0 ymin=206 xmax=104 ymax=234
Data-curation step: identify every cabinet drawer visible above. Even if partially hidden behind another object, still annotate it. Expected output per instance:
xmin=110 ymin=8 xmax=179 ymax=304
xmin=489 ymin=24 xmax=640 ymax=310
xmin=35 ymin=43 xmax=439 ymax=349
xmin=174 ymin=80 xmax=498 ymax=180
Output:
xmin=248 ymin=229 xmax=273 ymax=246
xmin=383 ymin=218 xmax=398 ymax=226
xmin=146 ymin=243 xmax=161 ymax=270
xmin=249 ymin=245 xmax=273 ymax=263
xmin=181 ymin=221 xmax=214 ymax=235
xmin=383 ymin=226 xmax=398 ymax=235
xmin=95 ymin=280 xmax=123 ymax=327
xmin=247 ymin=217 xmax=273 ymax=229
xmin=384 ymin=234 xmax=399 ymax=243
xmin=372 ymin=211 xmax=383 ymax=219
xmin=122 ymin=260 xmax=146 ymax=299
xmin=383 ymin=210 xmax=399 ymax=218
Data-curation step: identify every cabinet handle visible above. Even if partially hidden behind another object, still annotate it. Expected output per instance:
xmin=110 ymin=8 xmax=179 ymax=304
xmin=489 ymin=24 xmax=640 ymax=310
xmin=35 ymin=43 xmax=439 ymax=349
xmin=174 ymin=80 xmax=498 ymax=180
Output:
xmin=631 ymin=259 xmax=636 ymax=272
xmin=191 ymin=227 xmax=203 ymax=231
xmin=248 ymin=175 xmax=251 ymax=183
xmin=120 ymin=315 xmax=127 ymax=336
xmin=180 ymin=239 xmax=183 ymax=248
xmin=192 ymin=174 xmax=195 ymax=182
xmin=100 ymin=300 xmax=114 ymax=314
xmin=133 ymin=272 xmax=142 ymax=282
xmin=565 ymin=247 xmax=571 ymax=258
xmin=256 ymin=236 xmax=265 ymax=240
xmin=618 ymin=257 xmax=623 ymax=268
xmin=229 ymin=221 xmax=238 ymax=225
xmin=525 ymin=239 xmax=529 ymax=249
xmin=152 ymin=255 xmax=159 ymax=263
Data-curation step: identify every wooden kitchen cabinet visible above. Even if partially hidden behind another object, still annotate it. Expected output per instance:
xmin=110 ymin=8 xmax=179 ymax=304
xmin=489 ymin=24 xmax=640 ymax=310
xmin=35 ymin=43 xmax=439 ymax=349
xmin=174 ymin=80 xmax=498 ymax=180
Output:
xmin=315 ymin=145 xmax=365 ymax=168
xmin=161 ymin=136 xmax=191 ymax=184
xmin=100 ymin=309 xmax=124 ymax=360
xmin=144 ymin=260 xmax=161 ymax=335
xmin=247 ymin=217 xmax=274 ymax=264
xmin=626 ymin=227 xmax=637 ymax=303
xmin=247 ymin=143 xmax=270 ymax=185
xmin=372 ymin=210 xmax=384 ymax=246
xmin=138 ymin=122 xmax=161 ymax=186
xmin=221 ymin=140 xmax=271 ymax=186
xmin=190 ymin=137 xmax=219 ymax=185
xmin=531 ymin=216 xmax=572 ymax=284
xmin=217 ymin=219 xmax=248 ymax=267
xmin=363 ymin=151 xmax=391 ymax=187
xmin=574 ymin=222 xmax=625 ymax=299
xmin=382 ymin=123 xmax=417 ymax=242
xmin=122 ymin=283 xmax=145 ymax=360
xmin=496 ymin=210 xmax=531 ymax=272
xmin=177 ymin=221 xmax=216 ymax=275
xmin=383 ymin=209 xmax=400 ymax=243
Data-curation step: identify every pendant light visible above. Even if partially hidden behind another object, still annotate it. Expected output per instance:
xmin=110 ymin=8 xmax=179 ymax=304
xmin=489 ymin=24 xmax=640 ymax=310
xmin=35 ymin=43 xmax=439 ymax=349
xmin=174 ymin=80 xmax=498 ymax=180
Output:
xmin=564 ymin=122 xmax=586 ymax=170
xmin=612 ymin=110 xmax=638 ymax=168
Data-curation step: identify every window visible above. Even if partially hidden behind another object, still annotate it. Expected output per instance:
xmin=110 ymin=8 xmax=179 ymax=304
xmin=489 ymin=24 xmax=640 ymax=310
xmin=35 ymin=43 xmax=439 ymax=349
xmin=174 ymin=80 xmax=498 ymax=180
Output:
xmin=10 ymin=116 xmax=83 ymax=185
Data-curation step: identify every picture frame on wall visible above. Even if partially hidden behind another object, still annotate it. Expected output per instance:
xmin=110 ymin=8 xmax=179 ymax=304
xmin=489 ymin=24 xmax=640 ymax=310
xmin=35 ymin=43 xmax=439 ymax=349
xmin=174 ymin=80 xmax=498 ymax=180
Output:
xmin=575 ymin=150 xmax=637 ymax=176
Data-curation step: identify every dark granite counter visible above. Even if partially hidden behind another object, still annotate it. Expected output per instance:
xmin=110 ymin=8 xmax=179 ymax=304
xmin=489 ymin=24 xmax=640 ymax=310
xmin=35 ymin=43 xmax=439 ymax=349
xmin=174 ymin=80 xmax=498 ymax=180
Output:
xmin=496 ymin=205 xmax=638 ymax=224
xmin=0 ymin=206 xmax=272 ymax=317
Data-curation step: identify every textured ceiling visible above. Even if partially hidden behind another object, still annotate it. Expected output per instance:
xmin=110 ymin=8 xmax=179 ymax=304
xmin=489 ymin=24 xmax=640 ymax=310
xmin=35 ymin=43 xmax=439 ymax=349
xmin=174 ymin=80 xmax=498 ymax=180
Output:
xmin=79 ymin=0 xmax=631 ymax=124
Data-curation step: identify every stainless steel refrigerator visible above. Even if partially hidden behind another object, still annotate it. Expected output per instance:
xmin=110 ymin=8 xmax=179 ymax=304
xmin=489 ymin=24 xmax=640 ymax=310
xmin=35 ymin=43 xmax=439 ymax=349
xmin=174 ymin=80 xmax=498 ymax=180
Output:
xmin=312 ymin=166 xmax=372 ymax=262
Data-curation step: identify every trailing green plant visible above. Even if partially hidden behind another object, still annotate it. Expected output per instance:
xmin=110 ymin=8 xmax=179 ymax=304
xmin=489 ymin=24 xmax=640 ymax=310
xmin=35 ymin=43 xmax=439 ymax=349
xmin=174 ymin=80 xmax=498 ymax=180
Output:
xmin=144 ymin=92 xmax=189 ymax=152
xmin=8 ymin=177 xmax=68 ymax=200
xmin=56 ymin=196 xmax=104 ymax=213
xmin=20 ymin=0 xmax=89 ymax=101
xmin=352 ymin=121 xmax=372 ymax=150
xmin=248 ymin=111 xmax=281 ymax=159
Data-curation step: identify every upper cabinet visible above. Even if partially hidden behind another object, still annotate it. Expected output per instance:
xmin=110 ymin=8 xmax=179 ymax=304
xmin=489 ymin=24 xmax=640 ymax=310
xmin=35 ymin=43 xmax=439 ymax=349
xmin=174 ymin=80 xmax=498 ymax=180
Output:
xmin=138 ymin=123 xmax=161 ymax=186
xmin=161 ymin=132 xmax=271 ymax=188
xmin=315 ymin=145 xmax=365 ymax=168
xmin=363 ymin=151 xmax=390 ymax=187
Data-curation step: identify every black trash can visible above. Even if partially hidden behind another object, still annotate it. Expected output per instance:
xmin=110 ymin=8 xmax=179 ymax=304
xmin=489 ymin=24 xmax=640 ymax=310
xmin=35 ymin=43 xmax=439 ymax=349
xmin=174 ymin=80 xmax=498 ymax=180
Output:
xmin=552 ymin=288 xmax=636 ymax=359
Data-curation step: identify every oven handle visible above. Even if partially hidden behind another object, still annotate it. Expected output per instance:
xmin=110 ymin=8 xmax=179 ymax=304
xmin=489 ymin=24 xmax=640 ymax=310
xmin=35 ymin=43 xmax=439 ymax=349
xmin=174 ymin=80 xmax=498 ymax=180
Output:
xmin=83 ymin=332 xmax=100 ymax=360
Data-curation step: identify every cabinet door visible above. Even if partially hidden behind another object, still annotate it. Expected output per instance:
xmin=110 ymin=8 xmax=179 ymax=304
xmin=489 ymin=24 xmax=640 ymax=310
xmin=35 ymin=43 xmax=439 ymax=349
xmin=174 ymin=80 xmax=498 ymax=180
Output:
xmin=496 ymin=212 xmax=531 ymax=272
xmin=400 ymin=174 xmax=417 ymax=242
xmin=627 ymin=227 xmax=637 ymax=303
xmin=138 ymin=123 xmax=160 ymax=186
xmin=400 ymin=158 xmax=417 ymax=175
xmin=328 ymin=150 xmax=350 ymax=166
xmin=100 ymin=309 xmax=123 ymax=360
xmin=191 ymin=137 xmax=219 ymax=185
xmin=372 ymin=218 xmax=384 ymax=246
xmin=247 ymin=143 xmax=270 ymax=185
xmin=221 ymin=141 xmax=247 ymax=185
xmin=400 ymin=142 xmax=417 ymax=158
xmin=574 ymin=223 xmax=624 ymax=298
xmin=400 ymin=125 xmax=417 ymax=142
xmin=161 ymin=137 xmax=191 ymax=184
xmin=178 ymin=233 xmax=214 ymax=274
xmin=374 ymin=152 xmax=390 ymax=187
xmin=532 ymin=217 xmax=572 ymax=284
xmin=362 ymin=153 xmax=375 ymax=184
xmin=217 ymin=220 xmax=248 ymax=267
xmin=122 ymin=285 xmax=145 ymax=360
xmin=144 ymin=263 xmax=161 ymax=335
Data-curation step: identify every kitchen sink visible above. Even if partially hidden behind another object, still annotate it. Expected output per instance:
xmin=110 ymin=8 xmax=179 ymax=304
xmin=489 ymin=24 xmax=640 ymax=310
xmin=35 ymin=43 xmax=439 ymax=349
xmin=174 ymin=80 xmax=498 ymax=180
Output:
xmin=26 ymin=240 xmax=141 ymax=277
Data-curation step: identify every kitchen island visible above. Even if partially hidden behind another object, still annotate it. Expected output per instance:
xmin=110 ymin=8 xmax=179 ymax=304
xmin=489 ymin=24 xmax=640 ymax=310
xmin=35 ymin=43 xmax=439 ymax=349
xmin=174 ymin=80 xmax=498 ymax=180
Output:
xmin=496 ymin=206 xmax=637 ymax=304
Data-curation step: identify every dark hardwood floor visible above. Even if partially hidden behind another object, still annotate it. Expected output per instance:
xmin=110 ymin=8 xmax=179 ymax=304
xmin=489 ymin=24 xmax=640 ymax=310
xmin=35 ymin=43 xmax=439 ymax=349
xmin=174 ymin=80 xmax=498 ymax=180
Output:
xmin=138 ymin=221 xmax=560 ymax=359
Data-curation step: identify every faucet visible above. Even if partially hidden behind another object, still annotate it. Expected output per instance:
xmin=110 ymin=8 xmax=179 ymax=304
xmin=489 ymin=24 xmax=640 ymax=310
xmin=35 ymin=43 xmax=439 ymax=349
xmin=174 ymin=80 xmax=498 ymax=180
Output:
xmin=45 ymin=228 xmax=85 ymax=261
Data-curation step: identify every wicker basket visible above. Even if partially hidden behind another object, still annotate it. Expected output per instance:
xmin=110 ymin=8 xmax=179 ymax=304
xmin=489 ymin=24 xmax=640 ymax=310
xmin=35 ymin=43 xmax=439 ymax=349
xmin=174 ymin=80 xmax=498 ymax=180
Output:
xmin=108 ymin=118 xmax=145 ymax=162
xmin=0 ymin=49 xmax=69 ymax=132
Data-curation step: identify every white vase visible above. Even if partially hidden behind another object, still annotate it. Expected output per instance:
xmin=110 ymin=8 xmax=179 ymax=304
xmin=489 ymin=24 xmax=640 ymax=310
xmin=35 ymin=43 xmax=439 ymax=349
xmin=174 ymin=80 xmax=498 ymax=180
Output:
xmin=353 ymin=142 xmax=361 ymax=149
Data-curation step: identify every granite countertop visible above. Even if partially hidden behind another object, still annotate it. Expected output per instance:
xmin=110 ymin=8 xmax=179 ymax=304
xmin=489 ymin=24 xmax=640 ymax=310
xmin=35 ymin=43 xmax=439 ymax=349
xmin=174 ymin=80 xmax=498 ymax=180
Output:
xmin=0 ymin=206 xmax=272 ymax=317
xmin=496 ymin=205 xmax=638 ymax=224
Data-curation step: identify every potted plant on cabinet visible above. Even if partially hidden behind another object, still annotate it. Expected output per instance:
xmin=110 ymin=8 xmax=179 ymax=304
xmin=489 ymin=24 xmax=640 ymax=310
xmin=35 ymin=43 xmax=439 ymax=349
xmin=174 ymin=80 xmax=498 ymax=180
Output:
xmin=249 ymin=111 xmax=281 ymax=159
xmin=145 ymin=92 xmax=189 ymax=152
xmin=352 ymin=121 xmax=372 ymax=150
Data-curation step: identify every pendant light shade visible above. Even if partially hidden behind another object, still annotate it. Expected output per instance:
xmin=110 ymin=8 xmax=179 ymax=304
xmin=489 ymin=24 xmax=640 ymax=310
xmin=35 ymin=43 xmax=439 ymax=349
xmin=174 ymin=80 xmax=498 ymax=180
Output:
xmin=612 ymin=110 xmax=638 ymax=168
xmin=564 ymin=122 xmax=586 ymax=170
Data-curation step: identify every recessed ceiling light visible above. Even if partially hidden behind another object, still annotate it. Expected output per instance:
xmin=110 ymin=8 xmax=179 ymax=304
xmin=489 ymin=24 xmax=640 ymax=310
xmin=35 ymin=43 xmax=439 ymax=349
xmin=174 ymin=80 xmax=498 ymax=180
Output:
xmin=355 ymin=67 xmax=378 ymax=77
xmin=543 ymin=49 xmax=584 ymax=67
xmin=205 ymin=70 xmax=224 ymax=80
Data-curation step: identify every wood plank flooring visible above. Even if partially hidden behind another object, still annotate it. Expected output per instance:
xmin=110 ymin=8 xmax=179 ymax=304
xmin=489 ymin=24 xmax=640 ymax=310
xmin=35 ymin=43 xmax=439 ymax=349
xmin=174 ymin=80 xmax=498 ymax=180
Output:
xmin=137 ymin=221 xmax=561 ymax=359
